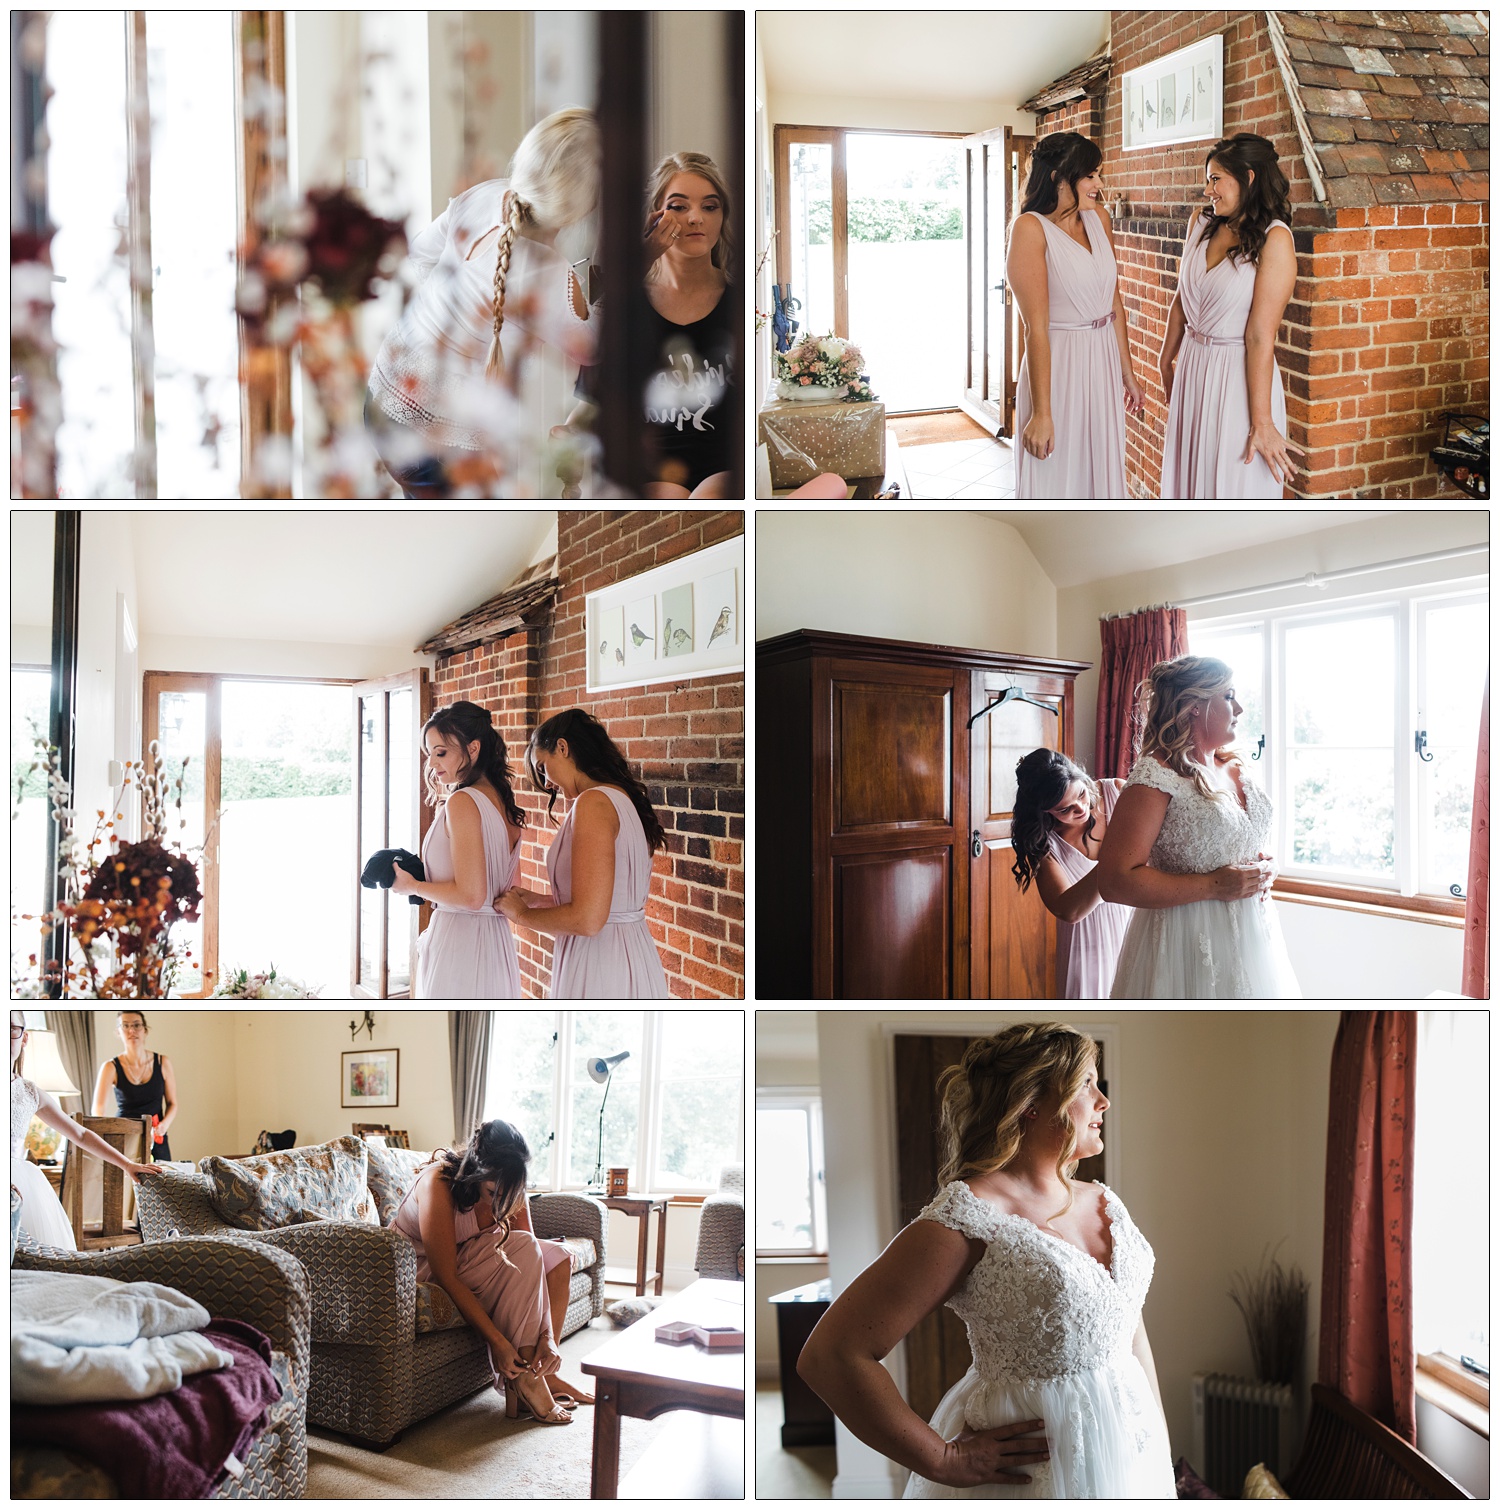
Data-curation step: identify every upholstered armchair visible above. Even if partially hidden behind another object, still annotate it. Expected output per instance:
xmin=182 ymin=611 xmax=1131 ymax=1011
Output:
xmin=695 ymin=1163 xmax=745 ymax=1281
xmin=136 ymin=1166 xmax=607 ymax=1448
xmin=12 ymin=1234 xmax=311 ymax=1499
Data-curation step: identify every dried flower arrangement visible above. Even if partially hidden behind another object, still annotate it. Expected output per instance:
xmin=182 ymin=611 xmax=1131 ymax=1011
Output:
xmin=1228 ymin=1242 xmax=1310 ymax=1387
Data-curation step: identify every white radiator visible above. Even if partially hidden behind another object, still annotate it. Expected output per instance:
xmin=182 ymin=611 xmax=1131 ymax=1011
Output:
xmin=1191 ymin=1372 xmax=1297 ymax=1496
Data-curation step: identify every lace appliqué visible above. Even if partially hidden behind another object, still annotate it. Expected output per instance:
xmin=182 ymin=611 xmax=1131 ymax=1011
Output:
xmin=1123 ymin=757 xmax=1272 ymax=874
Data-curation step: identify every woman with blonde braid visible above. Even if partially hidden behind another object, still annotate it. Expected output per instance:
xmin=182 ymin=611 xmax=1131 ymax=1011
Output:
xmin=1097 ymin=655 xmax=1299 ymax=997
xmin=366 ymin=108 xmax=601 ymax=499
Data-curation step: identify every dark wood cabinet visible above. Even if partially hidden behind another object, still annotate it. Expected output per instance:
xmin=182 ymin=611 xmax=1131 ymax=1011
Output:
xmin=757 ymin=629 xmax=1088 ymax=1000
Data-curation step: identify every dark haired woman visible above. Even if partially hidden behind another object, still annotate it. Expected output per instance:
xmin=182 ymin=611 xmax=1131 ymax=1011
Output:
xmin=798 ymin=1023 xmax=1173 ymax=1496
xmin=392 ymin=702 xmax=525 ymax=999
xmin=1159 ymin=134 xmax=1304 ymax=497
xmin=497 ymin=709 xmax=668 ymax=998
xmin=1012 ymin=751 xmax=1132 ymax=1000
xmin=389 ymin=1120 xmax=583 ymax=1423
xmin=92 ymin=1010 xmax=178 ymax=1161
xmin=1007 ymin=132 xmax=1144 ymax=500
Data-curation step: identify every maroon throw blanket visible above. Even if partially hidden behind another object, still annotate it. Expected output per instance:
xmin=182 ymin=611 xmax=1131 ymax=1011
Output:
xmin=11 ymin=1319 xmax=283 ymax=1498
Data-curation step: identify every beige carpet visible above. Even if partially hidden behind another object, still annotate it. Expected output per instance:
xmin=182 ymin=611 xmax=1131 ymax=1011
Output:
xmin=307 ymin=1313 xmax=665 ymax=1499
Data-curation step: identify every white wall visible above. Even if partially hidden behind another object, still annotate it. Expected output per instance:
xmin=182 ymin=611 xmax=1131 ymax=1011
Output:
xmin=756 ymin=511 xmax=1057 ymax=657
xmin=1416 ymin=1394 xmax=1489 ymax=1497
xmin=815 ymin=1009 xmax=1337 ymax=1498
xmin=767 ymin=92 xmax=1034 ymax=136
xmin=137 ymin=634 xmax=432 ymax=683
xmin=1278 ymin=895 xmax=1463 ymax=998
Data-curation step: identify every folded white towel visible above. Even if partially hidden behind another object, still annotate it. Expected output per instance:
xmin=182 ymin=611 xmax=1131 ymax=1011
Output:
xmin=11 ymin=1270 xmax=235 ymax=1404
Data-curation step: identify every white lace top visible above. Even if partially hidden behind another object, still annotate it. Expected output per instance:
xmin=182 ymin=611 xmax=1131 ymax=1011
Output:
xmin=11 ymin=1075 xmax=51 ymax=1160
xmin=917 ymin=1180 xmax=1153 ymax=1383
xmin=1123 ymin=755 xmax=1271 ymax=873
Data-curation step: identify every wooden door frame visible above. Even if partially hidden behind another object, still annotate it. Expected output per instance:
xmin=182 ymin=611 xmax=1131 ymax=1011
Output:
xmin=1006 ymin=132 xmax=1034 ymax=433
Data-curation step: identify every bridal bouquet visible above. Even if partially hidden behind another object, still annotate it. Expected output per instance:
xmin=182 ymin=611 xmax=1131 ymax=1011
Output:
xmin=776 ymin=333 xmax=876 ymax=403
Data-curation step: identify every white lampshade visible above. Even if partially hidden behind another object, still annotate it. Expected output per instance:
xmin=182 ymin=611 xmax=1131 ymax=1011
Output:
xmin=24 ymin=1029 xmax=80 ymax=1098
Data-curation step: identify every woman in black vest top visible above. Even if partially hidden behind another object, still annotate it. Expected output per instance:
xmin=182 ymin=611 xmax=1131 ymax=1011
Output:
xmin=91 ymin=1010 xmax=178 ymax=1161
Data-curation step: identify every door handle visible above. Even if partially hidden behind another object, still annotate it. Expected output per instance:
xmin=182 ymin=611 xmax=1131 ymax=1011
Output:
xmin=971 ymin=829 xmax=982 ymax=859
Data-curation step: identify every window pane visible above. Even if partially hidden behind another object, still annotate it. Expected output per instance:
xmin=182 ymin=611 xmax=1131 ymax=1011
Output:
xmin=10 ymin=669 xmax=54 ymax=986
xmin=357 ymin=695 xmax=385 ymax=991
xmin=145 ymin=12 xmax=240 ymax=498
xmin=218 ymin=682 xmax=352 ymax=993
xmin=485 ymin=1011 xmax=559 ymax=1186
xmin=1192 ymin=627 xmax=1264 ymax=759
xmin=656 ymin=1011 xmax=742 ymax=1188
xmin=152 ymin=689 xmax=207 ymax=993
xmin=756 ymin=1106 xmax=815 ymax=1250
xmin=1419 ymin=602 xmax=1487 ymax=896
xmin=1285 ymin=616 xmax=1394 ymax=749
xmin=568 ymin=1012 xmax=644 ymax=1187
xmin=787 ymin=141 xmax=835 ymax=339
xmin=1289 ymin=748 xmax=1394 ymax=877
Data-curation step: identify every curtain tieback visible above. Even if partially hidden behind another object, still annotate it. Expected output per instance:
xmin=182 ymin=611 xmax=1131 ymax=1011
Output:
xmin=1050 ymin=310 xmax=1117 ymax=332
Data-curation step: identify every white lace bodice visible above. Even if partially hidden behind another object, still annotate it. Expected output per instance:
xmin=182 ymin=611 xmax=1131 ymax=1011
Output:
xmin=1123 ymin=756 xmax=1271 ymax=873
xmin=917 ymin=1181 xmax=1154 ymax=1383
xmin=12 ymin=1075 xmax=45 ymax=1160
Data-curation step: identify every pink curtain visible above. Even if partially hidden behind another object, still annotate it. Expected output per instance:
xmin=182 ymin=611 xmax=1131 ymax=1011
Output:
xmin=1094 ymin=606 xmax=1189 ymax=780
xmin=1317 ymin=1011 xmax=1417 ymax=1442
xmin=1462 ymin=677 xmax=1488 ymax=999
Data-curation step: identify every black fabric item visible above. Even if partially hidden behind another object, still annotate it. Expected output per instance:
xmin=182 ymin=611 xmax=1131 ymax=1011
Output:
xmin=361 ymin=847 xmax=425 ymax=904
xmin=111 ymin=1053 xmax=171 ymax=1163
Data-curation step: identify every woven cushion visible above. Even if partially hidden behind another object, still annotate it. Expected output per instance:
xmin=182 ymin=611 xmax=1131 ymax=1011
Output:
xmin=201 ymin=1136 xmax=377 ymax=1232
xmin=363 ymin=1142 xmax=430 ymax=1226
xmin=414 ymin=1282 xmax=469 ymax=1335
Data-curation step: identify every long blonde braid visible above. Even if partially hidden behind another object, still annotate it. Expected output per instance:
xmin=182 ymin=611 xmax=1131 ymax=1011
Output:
xmin=485 ymin=191 xmax=527 ymax=384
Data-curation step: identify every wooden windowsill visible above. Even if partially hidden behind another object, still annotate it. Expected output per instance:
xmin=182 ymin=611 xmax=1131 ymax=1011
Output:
xmin=755 ymin=1252 xmax=830 ymax=1265
xmin=1273 ymin=885 xmax=1465 ymax=929
xmin=1417 ymin=1359 xmax=1489 ymax=1439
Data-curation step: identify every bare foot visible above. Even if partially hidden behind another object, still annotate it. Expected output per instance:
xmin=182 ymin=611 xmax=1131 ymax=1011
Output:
xmin=549 ymin=1374 xmax=595 ymax=1406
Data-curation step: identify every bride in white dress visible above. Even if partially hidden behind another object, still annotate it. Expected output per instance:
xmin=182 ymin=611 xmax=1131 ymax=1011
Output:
xmin=798 ymin=1024 xmax=1175 ymax=1498
xmin=10 ymin=1011 xmax=162 ymax=1250
xmin=1099 ymin=655 xmax=1300 ymax=998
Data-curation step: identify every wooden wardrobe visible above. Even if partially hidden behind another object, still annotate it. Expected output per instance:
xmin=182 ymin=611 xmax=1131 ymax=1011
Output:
xmin=757 ymin=629 xmax=1089 ymax=1000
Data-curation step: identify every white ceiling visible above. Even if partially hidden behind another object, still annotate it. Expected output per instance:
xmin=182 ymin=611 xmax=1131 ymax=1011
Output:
xmin=984 ymin=510 xmax=1395 ymax=589
xmin=759 ymin=11 xmax=1110 ymax=109
xmin=11 ymin=512 xmax=557 ymax=650
xmin=756 ymin=1010 xmax=819 ymax=1068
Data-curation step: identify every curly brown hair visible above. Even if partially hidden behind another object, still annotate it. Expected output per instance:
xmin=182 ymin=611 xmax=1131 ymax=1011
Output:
xmin=1201 ymin=133 xmax=1292 ymax=268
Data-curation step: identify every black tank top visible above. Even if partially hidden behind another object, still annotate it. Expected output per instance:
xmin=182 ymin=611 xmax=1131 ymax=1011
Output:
xmin=112 ymin=1053 xmax=170 ymax=1162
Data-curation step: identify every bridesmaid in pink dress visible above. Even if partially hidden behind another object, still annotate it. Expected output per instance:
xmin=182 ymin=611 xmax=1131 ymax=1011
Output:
xmin=392 ymin=702 xmax=524 ymax=999
xmin=1160 ymin=134 xmax=1304 ymax=498
xmin=498 ymin=709 xmax=669 ymax=998
xmin=389 ymin=1121 xmax=588 ymax=1423
xmin=1008 ymin=132 xmax=1145 ymax=499
xmin=1011 ymin=749 xmax=1133 ymax=999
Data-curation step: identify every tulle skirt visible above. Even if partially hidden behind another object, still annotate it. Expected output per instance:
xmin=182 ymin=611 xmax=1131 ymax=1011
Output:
xmin=904 ymin=1356 xmax=1175 ymax=1498
xmin=11 ymin=1157 xmax=77 ymax=1251
xmin=1110 ymin=894 xmax=1301 ymax=999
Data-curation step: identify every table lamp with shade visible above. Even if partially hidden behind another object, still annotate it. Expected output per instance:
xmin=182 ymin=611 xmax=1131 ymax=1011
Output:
xmin=22 ymin=1029 xmax=81 ymax=1165
xmin=586 ymin=1051 xmax=630 ymax=1194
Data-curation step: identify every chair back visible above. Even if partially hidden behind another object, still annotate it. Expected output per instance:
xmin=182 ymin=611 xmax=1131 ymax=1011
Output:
xmin=60 ymin=1115 xmax=152 ymax=1247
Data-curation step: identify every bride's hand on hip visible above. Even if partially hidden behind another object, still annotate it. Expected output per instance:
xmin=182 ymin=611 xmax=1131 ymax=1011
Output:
xmin=936 ymin=1419 xmax=1050 ymax=1488
xmin=1210 ymin=859 xmax=1274 ymax=901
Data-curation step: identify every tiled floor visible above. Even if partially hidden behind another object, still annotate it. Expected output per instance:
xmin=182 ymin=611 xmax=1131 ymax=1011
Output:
xmin=901 ymin=435 xmax=1016 ymax=499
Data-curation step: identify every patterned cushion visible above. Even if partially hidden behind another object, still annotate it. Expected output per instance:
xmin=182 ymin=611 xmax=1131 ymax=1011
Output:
xmin=553 ymin=1236 xmax=597 ymax=1275
xmin=414 ymin=1282 xmax=469 ymax=1335
xmin=201 ymin=1136 xmax=377 ymax=1232
xmin=363 ymin=1142 xmax=430 ymax=1226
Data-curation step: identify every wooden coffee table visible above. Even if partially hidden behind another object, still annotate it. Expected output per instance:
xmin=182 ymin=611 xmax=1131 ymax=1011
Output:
xmin=581 ymin=1277 xmax=745 ymax=1499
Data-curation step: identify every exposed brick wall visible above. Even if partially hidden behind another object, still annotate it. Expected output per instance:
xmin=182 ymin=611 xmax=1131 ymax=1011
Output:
xmin=432 ymin=510 xmax=745 ymax=999
xmin=1032 ymin=11 xmax=1487 ymax=499
xmin=1035 ymin=93 xmax=1106 ymax=140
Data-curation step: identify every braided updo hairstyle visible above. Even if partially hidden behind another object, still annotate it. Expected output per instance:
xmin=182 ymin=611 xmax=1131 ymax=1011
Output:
xmin=421 ymin=701 xmax=526 ymax=828
xmin=432 ymin=1120 xmax=532 ymax=1263
xmin=486 ymin=107 xmax=601 ymax=383
xmin=936 ymin=1022 xmax=1098 ymax=1222
xmin=1015 ymin=131 xmax=1104 ymax=222
xmin=1133 ymin=655 xmax=1238 ymax=804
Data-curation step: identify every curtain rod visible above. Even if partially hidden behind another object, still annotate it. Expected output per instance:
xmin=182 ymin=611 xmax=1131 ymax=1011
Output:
xmin=1169 ymin=543 xmax=1489 ymax=612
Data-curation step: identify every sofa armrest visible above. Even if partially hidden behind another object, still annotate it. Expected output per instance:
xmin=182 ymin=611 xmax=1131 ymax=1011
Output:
xmin=695 ymin=1192 xmax=745 ymax=1281
xmin=13 ymin=1236 xmax=312 ymax=1396
xmin=531 ymin=1193 xmax=608 ymax=1318
xmin=135 ymin=1167 xmax=235 ymax=1239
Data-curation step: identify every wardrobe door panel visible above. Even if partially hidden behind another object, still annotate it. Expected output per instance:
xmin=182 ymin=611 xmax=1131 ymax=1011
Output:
xmin=834 ymin=847 xmax=950 ymax=998
xmin=832 ymin=680 xmax=952 ymax=832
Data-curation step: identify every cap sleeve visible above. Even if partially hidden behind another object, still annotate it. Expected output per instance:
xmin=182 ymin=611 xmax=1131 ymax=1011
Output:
xmin=914 ymin=1181 xmax=1000 ymax=1241
xmin=1123 ymin=757 xmax=1186 ymax=798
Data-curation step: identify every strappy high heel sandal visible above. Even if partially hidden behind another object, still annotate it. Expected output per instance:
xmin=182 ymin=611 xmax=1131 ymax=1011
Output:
xmin=504 ymin=1373 xmax=573 ymax=1425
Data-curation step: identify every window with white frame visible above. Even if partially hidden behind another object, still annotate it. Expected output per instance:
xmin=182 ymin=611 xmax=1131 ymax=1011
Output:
xmin=1412 ymin=1010 xmax=1488 ymax=1375
xmin=483 ymin=1011 xmax=743 ymax=1195
xmin=755 ymin=1089 xmax=827 ymax=1256
xmin=1192 ymin=584 xmax=1487 ymax=902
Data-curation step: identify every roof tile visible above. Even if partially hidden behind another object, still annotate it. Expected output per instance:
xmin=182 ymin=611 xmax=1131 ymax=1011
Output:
xmin=1370 ymin=174 xmax=1421 ymax=202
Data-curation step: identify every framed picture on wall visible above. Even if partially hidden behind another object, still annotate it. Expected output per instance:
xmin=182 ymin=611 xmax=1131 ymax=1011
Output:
xmin=1122 ymin=33 xmax=1223 ymax=152
xmin=586 ymin=534 xmax=745 ymax=692
xmin=342 ymin=1048 xmax=399 ymax=1109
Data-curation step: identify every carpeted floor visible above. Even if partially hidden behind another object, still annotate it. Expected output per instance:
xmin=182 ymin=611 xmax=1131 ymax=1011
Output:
xmin=886 ymin=410 xmax=994 ymax=448
xmin=306 ymin=1313 xmax=665 ymax=1499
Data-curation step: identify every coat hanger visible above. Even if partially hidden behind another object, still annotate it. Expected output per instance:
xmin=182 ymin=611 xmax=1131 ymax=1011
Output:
xmin=965 ymin=684 xmax=1058 ymax=729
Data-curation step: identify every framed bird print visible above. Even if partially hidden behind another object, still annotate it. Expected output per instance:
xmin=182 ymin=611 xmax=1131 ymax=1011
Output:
xmin=1121 ymin=33 xmax=1222 ymax=152
xmin=585 ymin=534 xmax=745 ymax=691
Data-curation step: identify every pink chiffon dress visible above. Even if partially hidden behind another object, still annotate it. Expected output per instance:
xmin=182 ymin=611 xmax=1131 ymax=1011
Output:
xmin=1014 ymin=209 xmax=1127 ymax=500
xmin=389 ymin=1176 xmax=570 ymax=1400
xmin=547 ymin=786 xmax=669 ymax=999
xmin=414 ymin=787 xmax=522 ymax=1000
xmin=1045 ymin=780 xmax=1133 ymax=999
xmin=1161 ymin=212 xmax=1292 ymax=499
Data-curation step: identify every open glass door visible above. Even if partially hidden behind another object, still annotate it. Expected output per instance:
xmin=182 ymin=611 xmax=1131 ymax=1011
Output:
xmin=960 ymin=126 xmax=1009 ymax=436
xmin=351 ymin=670 xmax=432 ymax=999
xmin=774 ymin=126 xmax=845 ymax=342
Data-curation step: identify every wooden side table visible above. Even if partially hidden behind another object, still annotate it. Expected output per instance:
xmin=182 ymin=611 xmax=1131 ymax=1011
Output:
xmin=600 ymin=1193 xmax=668 ymax=1297
xmin=769 ymin=1277 xmax=835 ymax=1445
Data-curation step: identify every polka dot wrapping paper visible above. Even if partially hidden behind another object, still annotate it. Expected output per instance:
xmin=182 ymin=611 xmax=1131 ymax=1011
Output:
xmin=758 ymin=395 xmax=887 ymax=486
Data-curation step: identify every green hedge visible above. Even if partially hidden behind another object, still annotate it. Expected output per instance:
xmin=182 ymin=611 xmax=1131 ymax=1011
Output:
xmin=11 ymin=757 xmax=351 ymax=807
xmin=805 ymin=196 xmax=962 ymax=245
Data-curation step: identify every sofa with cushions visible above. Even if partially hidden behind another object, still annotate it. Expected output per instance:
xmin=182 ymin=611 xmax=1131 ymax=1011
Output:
xmin=135 ymin=1135 xmax=607 ymax=1449
xmin=12 ymin=1233 xmax=311 ymax=1499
